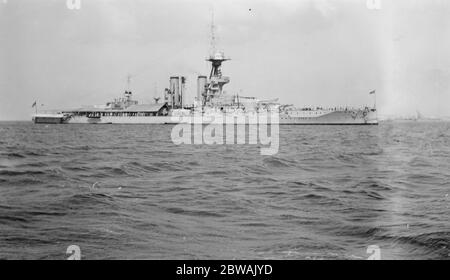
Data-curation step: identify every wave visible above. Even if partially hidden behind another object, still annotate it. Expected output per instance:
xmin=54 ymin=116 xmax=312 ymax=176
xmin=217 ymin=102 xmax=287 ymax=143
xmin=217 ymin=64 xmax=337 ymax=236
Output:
xmin=301 ymin=193 xmax=328 ymax=200
xmin=63 ymin=192 xmax=117 ymax=208
xmin=263 ymin=157 xmax=297 ymax=168
xmin=163 ymin=207 xmax=226 ymax=218
xmin=287 ymin=181 xmax=329 ymax=192
xmin=239 ymin=222 xmax=270 ymax=227
xmin=0 ymin=215 xmax=30 ymax=224
xmin=343 ymin=189 xmax=386 ymax=200
xmin=124 ymin=161 xmax=163 ymax=173
xmin=388 ymin=232 xmax=450 ymax=259
xmin=95 ymin=167 xmax=130 ymax=177
xmin=331 ymin=222 xmax=450 ymax=259
xmin=16 ymin=162 xmax=49 ymax=168
xmin=203 ymin=170 xmax=229 ymax=176
xmin=6 ymin=153 xmax=25 ymax=159
xmin=0 ymin=170 xmax=46 ymax=176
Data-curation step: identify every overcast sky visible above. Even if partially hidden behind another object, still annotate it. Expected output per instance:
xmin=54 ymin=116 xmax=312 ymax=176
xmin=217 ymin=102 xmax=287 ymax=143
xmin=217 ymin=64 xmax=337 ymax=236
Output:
xmin=1 ymin=0 xmax=449 ymax=120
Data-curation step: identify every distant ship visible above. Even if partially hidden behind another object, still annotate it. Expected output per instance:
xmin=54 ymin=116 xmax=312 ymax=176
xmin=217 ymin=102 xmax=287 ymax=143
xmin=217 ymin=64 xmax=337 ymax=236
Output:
xmin=32 ymin=49 xmax=377 ymax=125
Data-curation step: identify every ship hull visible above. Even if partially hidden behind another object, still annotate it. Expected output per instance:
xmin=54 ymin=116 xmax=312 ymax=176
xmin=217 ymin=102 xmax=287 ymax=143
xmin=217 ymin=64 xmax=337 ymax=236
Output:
xmin=60 ymin=110 xmax=377 ymax=125
xmin=33 ymin=115 xmax=68 ymax=124
xmin=279 ymin=110 xmax=378 ymax=125
xmin=66 ymin=116 xmax=178 ymax=124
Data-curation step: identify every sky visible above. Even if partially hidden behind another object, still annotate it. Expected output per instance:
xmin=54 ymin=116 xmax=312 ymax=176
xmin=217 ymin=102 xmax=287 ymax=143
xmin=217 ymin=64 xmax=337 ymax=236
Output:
xmin=0 ymin=0 xmax=449 ymax=120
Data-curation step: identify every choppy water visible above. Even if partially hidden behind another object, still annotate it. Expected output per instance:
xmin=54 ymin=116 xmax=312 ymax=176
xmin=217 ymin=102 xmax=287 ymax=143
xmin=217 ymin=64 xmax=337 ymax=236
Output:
xmin=0 ymin=121 xmax=449 ymax=260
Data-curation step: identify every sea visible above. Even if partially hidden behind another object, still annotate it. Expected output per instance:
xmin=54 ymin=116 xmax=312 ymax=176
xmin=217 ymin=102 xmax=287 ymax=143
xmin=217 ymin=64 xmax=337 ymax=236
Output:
xmin=0 ymin=121 xmax=449 ymax=260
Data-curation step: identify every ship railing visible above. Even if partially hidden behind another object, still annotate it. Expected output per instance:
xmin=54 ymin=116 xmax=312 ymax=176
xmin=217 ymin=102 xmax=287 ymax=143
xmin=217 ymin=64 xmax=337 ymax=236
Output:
xmin=284 ymin=106 xmax=372 ymax=112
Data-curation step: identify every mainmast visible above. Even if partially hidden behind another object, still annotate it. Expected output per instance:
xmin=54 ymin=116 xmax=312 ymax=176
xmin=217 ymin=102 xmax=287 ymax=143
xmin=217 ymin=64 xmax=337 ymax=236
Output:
xmin=125 ymin=74 xmax=133 ymax=101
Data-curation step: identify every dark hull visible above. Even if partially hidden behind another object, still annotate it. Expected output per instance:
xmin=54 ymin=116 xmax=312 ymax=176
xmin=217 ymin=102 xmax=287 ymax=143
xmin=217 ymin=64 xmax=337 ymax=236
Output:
xmin=33 ymin=117 xmax=65 ymax=124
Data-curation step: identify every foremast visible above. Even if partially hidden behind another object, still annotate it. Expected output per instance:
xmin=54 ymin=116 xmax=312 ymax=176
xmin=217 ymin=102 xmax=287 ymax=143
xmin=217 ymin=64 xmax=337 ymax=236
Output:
xmin=202 ymin=12 xmax=230 ymax=106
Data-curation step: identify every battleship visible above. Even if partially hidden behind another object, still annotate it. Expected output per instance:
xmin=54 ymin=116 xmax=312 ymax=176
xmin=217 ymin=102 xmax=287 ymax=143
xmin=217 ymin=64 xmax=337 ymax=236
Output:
xmin=32 ymin=17 xmax=377 ymax=127
xmin=32 ymin=49 xmax=378 ymax=125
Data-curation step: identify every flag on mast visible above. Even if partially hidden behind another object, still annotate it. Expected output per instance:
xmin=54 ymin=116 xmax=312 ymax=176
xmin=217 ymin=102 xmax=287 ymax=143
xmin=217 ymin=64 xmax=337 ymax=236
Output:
xmin=32 ymin=101 xmax=37 ymax=108
xmin=369 ymin=90 xmax=376 ymax=95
